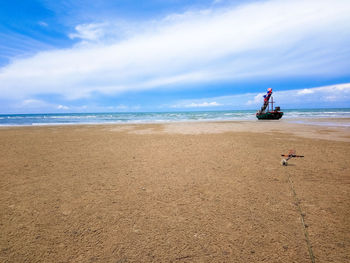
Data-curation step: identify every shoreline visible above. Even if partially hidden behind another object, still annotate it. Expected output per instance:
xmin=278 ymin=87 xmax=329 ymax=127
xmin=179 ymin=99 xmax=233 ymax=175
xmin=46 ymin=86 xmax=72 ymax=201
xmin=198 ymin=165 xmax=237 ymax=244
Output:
xmin=1 ymin=118 xmax=349 ymax=142
xmin=0 ymin=116 xmax=350 ymax=127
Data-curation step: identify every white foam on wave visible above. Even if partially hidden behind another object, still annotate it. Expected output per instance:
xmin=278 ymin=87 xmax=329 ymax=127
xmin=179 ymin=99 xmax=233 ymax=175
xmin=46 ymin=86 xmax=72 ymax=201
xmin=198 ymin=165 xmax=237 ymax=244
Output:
xmin=1 ymin=109 xmax=349 ymax=126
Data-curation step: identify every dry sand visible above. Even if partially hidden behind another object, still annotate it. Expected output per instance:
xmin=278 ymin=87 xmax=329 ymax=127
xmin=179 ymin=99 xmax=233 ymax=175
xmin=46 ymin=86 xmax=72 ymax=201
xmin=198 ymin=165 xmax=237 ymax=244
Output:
xmin=0 ymin=120 xmax=349 ymax=262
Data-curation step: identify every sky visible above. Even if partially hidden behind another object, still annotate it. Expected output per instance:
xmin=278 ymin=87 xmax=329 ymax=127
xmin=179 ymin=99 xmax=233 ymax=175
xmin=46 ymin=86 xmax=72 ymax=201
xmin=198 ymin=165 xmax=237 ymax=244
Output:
xmin=0 ymin=0 xmax=350 ymax=113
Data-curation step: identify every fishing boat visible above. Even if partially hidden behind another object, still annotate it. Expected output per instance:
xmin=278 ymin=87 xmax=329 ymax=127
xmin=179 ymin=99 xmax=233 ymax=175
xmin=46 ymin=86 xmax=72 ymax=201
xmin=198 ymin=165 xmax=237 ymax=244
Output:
xmin=256 ymin=88 xmax=283 ymax=120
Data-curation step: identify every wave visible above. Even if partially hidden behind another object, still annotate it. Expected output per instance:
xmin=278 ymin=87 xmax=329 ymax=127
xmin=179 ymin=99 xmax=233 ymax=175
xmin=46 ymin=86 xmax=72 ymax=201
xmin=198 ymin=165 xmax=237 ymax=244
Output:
xmin=0 ymin=109 xmax=349 ymax=126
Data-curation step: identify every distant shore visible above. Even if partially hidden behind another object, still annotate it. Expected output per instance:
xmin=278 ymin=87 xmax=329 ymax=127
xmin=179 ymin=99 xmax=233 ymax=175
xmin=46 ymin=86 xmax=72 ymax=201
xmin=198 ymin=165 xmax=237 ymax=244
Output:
xmin=1 ymin=121 xmax=349 ymax=262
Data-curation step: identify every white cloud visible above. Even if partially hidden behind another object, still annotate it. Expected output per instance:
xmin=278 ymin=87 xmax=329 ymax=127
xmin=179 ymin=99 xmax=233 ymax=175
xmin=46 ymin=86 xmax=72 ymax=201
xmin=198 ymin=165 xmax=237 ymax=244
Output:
xmin=69 ymin=23 xmax=106 ymax=41
xmin=277 ymin=83 xmax=350 ymax=104
xmin=57 ymin=105 xmax=70 ymax=110
xmin=0 ymin=0 xmax=350 ymax=101
xmin=10 ymin=99 xmax=72 ymax=113
xmin=3 ymin=83 xmax=349 ymax=113
xmin=175 ymin=101 xmax=222 ymax=108
xmin=246 ymin=93 xmax=265 ymax=105
xmin=297 ymin=89 xmax=314 ymax=95
xmin=21 ymin=99 xmax=48 ymax=107
xmin=12 ymin=99 xmax=59 ymax=113
xmin=171 ymin=83 xmax=350 ymax=109
xmin=38 ymin=21 xmax=48 ymax=27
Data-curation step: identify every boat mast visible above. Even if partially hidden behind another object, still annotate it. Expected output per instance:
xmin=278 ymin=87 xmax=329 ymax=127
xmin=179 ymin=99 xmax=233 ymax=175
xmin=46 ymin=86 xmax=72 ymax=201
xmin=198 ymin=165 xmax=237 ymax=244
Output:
xmin=270 ymin=97 xmax=274 ymax=112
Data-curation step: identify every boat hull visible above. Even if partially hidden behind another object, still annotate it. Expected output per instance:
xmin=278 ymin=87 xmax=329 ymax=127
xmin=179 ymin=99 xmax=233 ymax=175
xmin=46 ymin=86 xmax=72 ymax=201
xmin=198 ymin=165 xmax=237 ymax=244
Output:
xmin=256 ymin=111 xmax=283 ymax=120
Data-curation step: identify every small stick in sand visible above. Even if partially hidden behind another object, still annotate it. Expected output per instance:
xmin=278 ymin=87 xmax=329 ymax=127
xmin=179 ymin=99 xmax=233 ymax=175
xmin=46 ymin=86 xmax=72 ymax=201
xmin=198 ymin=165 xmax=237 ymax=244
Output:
xmin=281 ymin=149 xmax=304 ymax=166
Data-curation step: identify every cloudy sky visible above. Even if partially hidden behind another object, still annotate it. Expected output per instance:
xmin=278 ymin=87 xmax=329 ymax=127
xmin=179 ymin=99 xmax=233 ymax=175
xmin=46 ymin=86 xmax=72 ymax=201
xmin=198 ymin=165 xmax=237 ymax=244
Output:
xmin=1 ymin=0 xmax=350 ymax=113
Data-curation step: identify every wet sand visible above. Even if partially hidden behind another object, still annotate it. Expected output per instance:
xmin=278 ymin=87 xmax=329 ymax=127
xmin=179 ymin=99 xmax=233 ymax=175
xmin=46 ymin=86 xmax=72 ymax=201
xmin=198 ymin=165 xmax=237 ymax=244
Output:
xmin=0 ymin=120 xmax=349 ymax=262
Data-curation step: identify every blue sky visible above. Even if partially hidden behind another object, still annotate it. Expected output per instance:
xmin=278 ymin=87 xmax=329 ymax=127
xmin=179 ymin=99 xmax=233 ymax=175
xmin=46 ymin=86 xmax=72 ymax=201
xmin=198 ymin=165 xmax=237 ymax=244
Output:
xmin=0 ymin=0 xmax=350 ymax=113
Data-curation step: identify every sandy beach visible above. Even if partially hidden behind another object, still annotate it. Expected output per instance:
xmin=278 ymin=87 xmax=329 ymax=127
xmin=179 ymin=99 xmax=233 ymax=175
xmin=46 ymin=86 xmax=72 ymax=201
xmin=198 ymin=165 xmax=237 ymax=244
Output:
xmin=0 ymin=120 xmax=349 ymax=262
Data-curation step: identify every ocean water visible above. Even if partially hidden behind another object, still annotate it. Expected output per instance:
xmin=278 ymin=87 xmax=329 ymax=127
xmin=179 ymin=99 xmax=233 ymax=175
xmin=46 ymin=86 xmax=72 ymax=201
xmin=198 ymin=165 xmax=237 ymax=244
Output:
xmin=0 ymin=108 xmax=350 ymax=126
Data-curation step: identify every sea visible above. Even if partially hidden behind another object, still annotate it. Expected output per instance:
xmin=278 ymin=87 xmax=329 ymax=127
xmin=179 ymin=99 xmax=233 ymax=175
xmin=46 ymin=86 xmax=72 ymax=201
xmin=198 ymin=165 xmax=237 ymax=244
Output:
xmin=0 ymin=108 xmax=350 ymax=126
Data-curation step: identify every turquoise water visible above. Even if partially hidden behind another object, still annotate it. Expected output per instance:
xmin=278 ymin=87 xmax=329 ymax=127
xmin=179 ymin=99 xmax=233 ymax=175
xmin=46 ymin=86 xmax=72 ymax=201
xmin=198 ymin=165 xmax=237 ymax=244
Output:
xmin=0 ymin=108 xmax=350 ymax=126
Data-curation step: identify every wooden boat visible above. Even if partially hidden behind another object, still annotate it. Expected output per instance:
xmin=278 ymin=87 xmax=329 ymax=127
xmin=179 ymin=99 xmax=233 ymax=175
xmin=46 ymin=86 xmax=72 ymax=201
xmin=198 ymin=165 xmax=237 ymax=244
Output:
xmin=256 ymin=88 xmax=283 ymax=120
